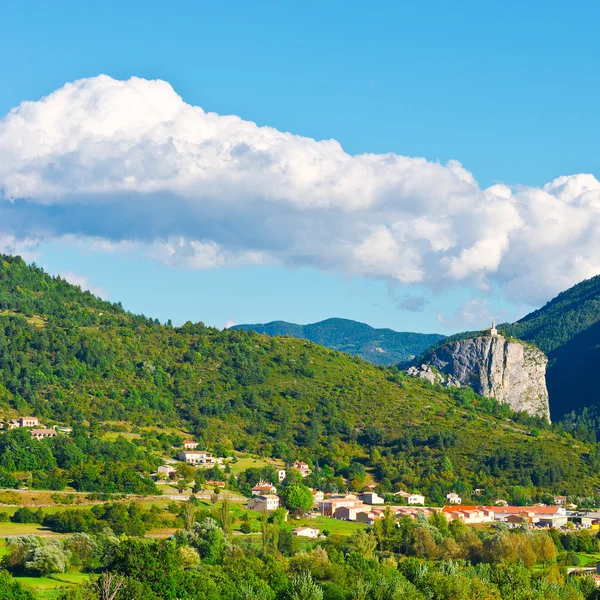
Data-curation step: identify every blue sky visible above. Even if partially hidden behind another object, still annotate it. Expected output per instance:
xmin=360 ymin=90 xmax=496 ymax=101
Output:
xmin=0 ymin=1 xmax=599 ymax=332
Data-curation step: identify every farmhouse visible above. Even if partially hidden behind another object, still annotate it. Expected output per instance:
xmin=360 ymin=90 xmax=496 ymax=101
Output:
xmin=183 ymin=440 xmax=199 ymax=449
xmin=9 ymin=416 xmax=40 ymax=429
xmin=29 ymin=428 xmax=57 ymax=439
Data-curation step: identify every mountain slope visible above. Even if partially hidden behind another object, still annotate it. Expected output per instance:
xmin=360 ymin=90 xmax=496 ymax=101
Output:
xmin=1 ymin=255 xmax=600 ymax=498
xmin=231 ymin=318 xmax=445 ymax=365
xmin=502 ymin=274 xmax=600 ymax=418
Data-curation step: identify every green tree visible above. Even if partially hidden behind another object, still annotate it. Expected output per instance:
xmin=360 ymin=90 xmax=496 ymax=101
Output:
xmin=280 ymin=484 xmax=313 ymax=514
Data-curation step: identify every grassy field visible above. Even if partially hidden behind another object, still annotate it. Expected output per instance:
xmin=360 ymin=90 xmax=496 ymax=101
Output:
xmin=227 ymin=455 xmax=284 ymax=475
xmin=15 ymin=572 xmax=94 ymax=599
xmin=574 ymin=552 xmax=600 ymax=567
xmin=0 ymin=522 xmax=57 ymax=536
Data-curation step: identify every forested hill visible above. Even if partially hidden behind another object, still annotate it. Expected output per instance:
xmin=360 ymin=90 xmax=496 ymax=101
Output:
xmin=502 ymin=274 xmax=600 ymax=419
xmin=231 ymin=318 xmax=445 ymax=365
xmin=2 ymin=254 xmax=600 ymax=498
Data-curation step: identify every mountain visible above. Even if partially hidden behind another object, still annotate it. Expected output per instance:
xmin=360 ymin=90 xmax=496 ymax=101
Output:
xmin=1 ymin=254 xmax=600 ymax=498
xmin=500 ymin=275 xmax=600 ymax=419
xmin=231 ymin=318 xmax=445 ymax=365
xmin=408 ymin=332 xmax=550 ymax=420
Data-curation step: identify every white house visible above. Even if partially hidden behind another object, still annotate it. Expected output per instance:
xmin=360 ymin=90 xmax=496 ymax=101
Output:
xmin=396 ymin=491 xmax=425 ymax=505
xmin=359 ymin=492 xmax=384 ymax=505
xmin=446 ymin=493 xmax=462 ymax=504
xmin=293 ymin=527 xmax=320 ymax=538
xmin=248 ymin=495 xmax=280 ymax=513
xmin=183 ymin=440 xmax=199 ymax=449
xmin=277 ymin=469 xmax=286 ymax=483
xmin=178 ymin=450 xmax=213 ymax=465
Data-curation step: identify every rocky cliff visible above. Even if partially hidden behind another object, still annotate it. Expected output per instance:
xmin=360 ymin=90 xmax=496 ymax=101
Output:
xmin=408 ymin=334 xmax=550 ymax=421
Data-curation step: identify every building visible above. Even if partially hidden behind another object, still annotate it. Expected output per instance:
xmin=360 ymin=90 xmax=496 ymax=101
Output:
xmin=292 ymin=461 xmax=312 ymax=477
xmin=334 ymin=505 xmax=366 ymax=521
xmin=277 ymin=469 xmax=286 ymax=483
xmin=396 ymin=491 xmax=425 ymax=505
xmin=446 ymin=493 xmax=462 ymax=504
xmin=177 ymin=450 xmax=213 ymax=465
xmin=248 ymin=495 xmax=280 ymax=513
xmin=9 ymin=416 xmax=40 ymax=429
xmin=183 ymin=440 xmax=199 ymax=449
xmin=293 ymin=527 xmax=320 ymax=538
xmin=29 ymin=428 xmax=57 ymax=439
xmin=318 ymin=494 xmax=362 ymax=517
xmin=554 ymin=495 xmax=567 ymax=506
xmin=494 ymin=499 xmax=508 ymax=506
xmin=205 ymin=480 xmax=226 ymax=488
xmin=157 ymin=465 xmax=176 ymax=478
xmin=252 ymin=482 xmax=277 ymax=496
xmin=442 ymin=504 xmax=567 ymax=526
xmin=359 ymin=492 xmax=384 ymax=505
xmin=356 ymin=511 xmax=377 ymax=525
xmin=443 ymin=507 xmax=493 ymax=524
xmin=311 ymin=489 xmax=324 ymax=504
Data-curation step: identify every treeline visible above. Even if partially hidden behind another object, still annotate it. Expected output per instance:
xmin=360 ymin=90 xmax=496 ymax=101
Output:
xmin=2 ymin=503 xmax=600 ymax=600
xmin=0 ymin=427 xmax=158 ymax=494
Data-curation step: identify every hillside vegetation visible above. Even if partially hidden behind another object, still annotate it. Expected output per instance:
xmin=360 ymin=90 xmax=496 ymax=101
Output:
xmin=1 ymin=255 xmax=600 ymax=500
xmin=232 ymin=318 xmax=444 ymax=365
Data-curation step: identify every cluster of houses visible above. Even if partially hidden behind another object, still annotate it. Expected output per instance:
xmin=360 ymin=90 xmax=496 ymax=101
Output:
xmin=3 ymin=415 xmax=71 ymax=439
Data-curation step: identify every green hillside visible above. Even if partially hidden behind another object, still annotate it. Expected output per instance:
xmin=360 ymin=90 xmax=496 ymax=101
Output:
xmin=1 ymin=255 xmax=600 ymax=500
xmin=502 ymin=274 xmax=600 ymax=419
xmin=232 ymin=317 xmax=445 ymax=365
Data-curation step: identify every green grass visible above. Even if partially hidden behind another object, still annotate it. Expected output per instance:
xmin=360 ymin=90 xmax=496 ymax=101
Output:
xmin=227 ymin=455 xmax=284 ymax=476
xmin=574 ymin=553 xmax=600 ymax=567
xmin=14 ymin=571 xmax=95 ymax=599
xmin=0 ymin=522 xmax=54 ymax=536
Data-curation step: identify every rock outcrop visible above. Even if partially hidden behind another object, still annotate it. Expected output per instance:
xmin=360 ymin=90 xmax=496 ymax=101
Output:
xmin=408 ymin=334 xmax=550 ymax=421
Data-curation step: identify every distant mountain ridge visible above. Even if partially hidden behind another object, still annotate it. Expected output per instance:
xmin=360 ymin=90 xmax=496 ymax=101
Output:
xmin=231 ymin=317 xmax=445 ymax=365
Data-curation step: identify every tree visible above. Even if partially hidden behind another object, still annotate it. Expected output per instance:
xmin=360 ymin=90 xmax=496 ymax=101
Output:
xmin=0 ymin=570 xmax=35 ymax=600
xmin=26 ymin=542 xmax=68 ymax=576
xmin=280 ymin=484 xmax=313 ymax=514
xmin=219 ymin=497 xmax=234 ymax=540
xmin=182 ymin=499 xmax=196 ymax=531
xmin=287 ymin=572 xmax=323 ymax=600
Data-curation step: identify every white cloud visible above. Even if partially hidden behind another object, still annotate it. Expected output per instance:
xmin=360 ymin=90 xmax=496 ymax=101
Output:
xmin=58 ymin=271 xmax=109 ymax=300
xmin=0 ymin=75 xmax=599 ymax=306
xmin=223 ymin=320 xmax=236 ymax=330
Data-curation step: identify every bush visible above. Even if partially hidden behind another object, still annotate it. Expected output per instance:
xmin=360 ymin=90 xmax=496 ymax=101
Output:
xmin=10 ymin=508 xmax=44 ymax=524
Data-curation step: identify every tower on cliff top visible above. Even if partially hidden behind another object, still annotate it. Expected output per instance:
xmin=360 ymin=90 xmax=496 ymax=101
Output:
xmin=490 ymin=321 xmax=498 ymax=337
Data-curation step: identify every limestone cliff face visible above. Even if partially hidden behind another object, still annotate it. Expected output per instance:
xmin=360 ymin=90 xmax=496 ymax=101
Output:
xmin=412 ymin=334 xmax=550 ymax=421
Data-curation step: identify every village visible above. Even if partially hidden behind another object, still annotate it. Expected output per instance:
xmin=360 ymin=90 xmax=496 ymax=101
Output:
xmin=157 ymin=438 xmax=600 ymax=537
xmin=5 ymin=416 xmax=600 ymax=539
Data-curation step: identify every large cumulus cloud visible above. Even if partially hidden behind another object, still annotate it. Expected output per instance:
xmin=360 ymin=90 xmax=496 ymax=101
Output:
xmin=0 ymin=75 xmax=599 ymax=305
